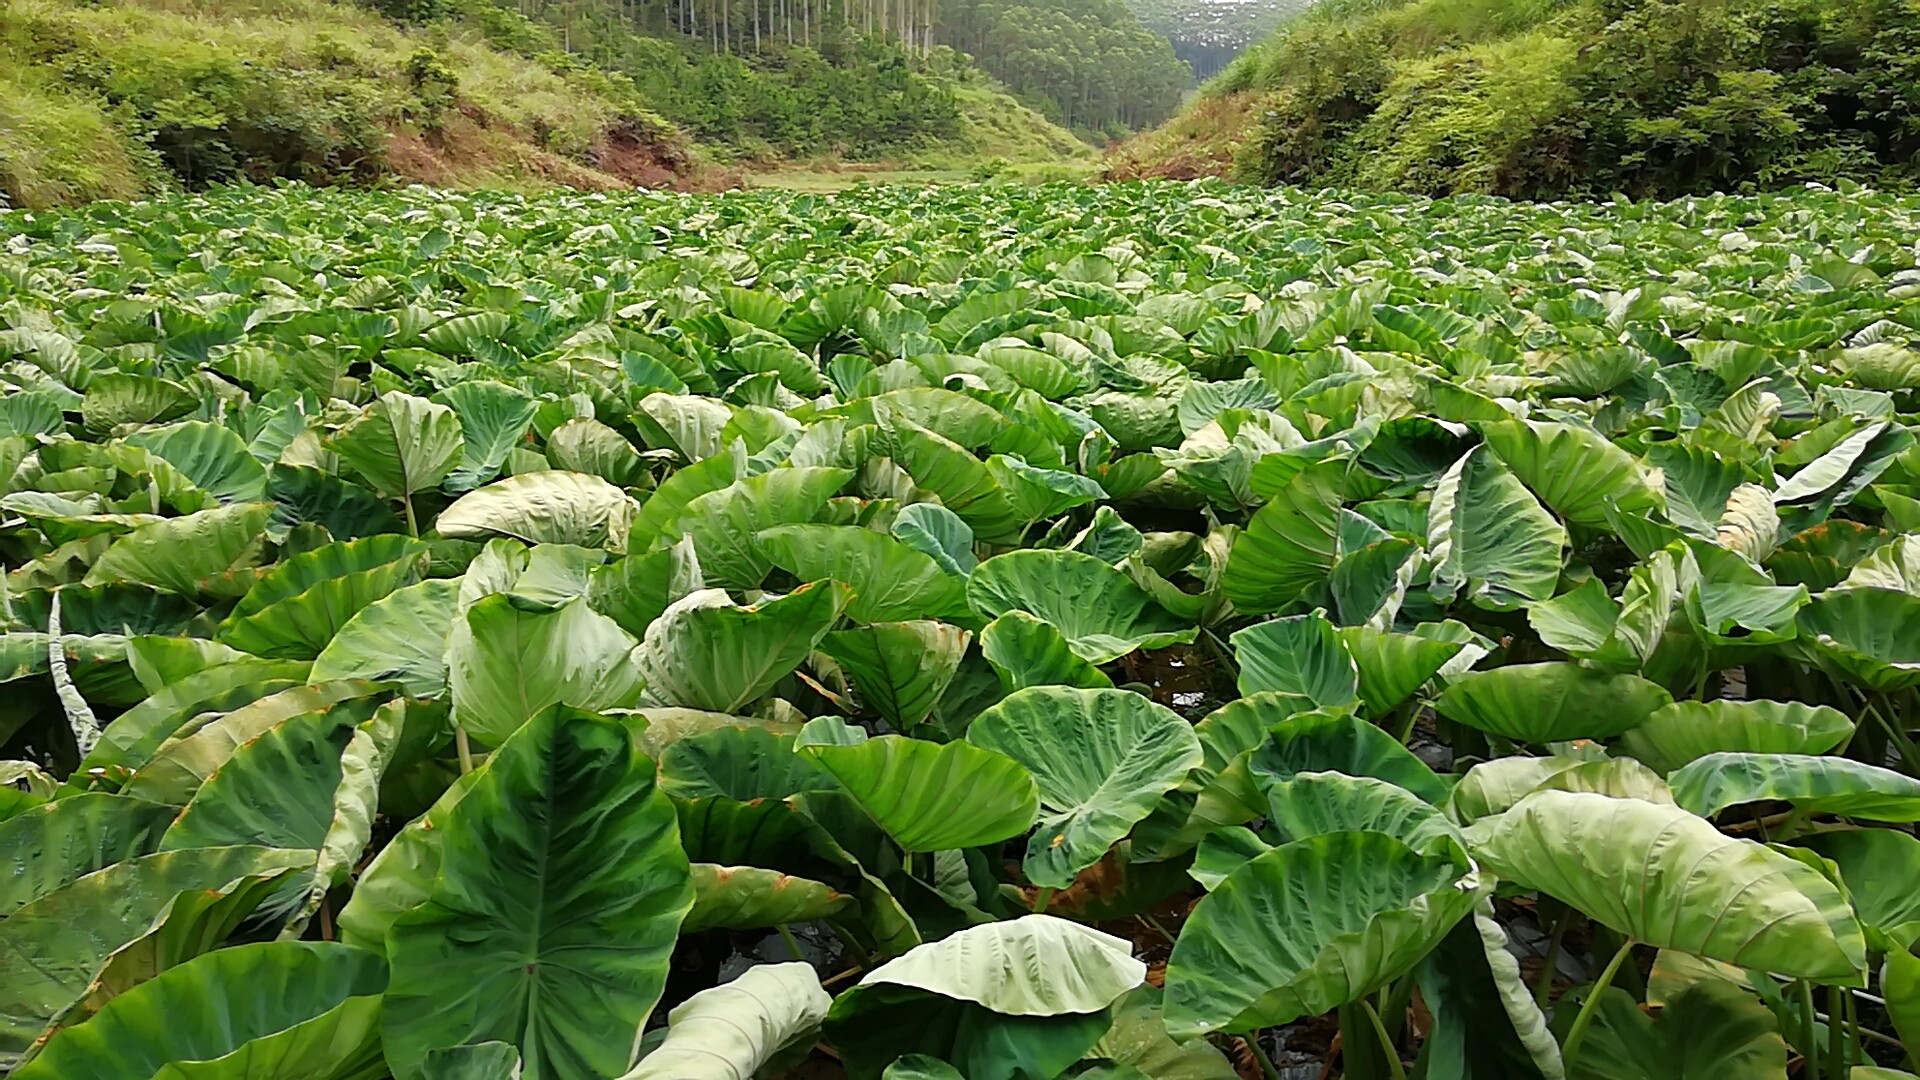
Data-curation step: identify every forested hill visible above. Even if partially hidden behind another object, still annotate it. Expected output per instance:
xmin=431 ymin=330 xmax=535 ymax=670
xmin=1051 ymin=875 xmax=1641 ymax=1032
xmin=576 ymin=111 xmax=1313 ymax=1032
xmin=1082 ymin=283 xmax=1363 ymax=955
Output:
xmin=1123 ymin=0 xmax=1312 ymax=81
xmin=0 ymin=0 xmax=1187 ymax=207
xmin=1109 ymin=0 xmax=1920 ymax=198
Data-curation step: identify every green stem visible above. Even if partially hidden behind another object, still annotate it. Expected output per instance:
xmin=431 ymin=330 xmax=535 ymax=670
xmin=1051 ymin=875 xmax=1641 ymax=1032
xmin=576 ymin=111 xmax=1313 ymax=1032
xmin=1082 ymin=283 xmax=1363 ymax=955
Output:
xmin=1534 ymin=902 xmax=1573 ymax=1006
xmin=1561 ymin=937 xmax=1635 ymax=1070
xmin=454 ymin=725 xmax=474 ymax=775
xmin=1800 ymin=980 xmax=1821 ymax=1080
xmin=1031 ymin=887 xmax=1054 ymax=914
xmin=1246 ymin=1033 xmax=1284 ymax=1080
xmin=777 ymin=924 xmax=805 ymax=962
xmin=402 ymin=492 xmax=420 ymax=539
xmin=1827 ymin=984 xmax=1845 ymax=1076
xmin=1361 ymin=999 xmax=1409 ymax=1080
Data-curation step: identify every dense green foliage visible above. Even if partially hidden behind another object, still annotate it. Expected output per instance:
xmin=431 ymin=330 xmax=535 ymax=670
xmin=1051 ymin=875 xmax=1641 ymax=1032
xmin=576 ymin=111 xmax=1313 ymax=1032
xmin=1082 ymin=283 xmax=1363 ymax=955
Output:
xmin=938 ymin=0 xmax=1191 ymax=135
xmin=1207 ymin=0 xmax=1920 ymax=197
xmin=5 ymin=179 xmax=1920 ymax=1076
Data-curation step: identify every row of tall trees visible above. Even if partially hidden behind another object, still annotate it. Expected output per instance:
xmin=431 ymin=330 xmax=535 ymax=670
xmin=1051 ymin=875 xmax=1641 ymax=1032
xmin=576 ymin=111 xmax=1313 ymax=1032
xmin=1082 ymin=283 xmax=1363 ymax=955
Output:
xmin=511 ymin=0 xmax=939 ymax=57
xmin=939 ymin=0 xmax=1190 ymax=132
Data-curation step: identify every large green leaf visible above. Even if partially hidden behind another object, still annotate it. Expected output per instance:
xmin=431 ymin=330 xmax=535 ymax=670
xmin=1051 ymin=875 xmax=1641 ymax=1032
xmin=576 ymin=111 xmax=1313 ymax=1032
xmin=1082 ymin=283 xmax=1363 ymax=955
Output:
xmin=636 ymin=583 xmax=849 ymax=714
xmin=1801 ymin=828 xmax=1920 ymax=951
xmin=967 ymin=687 xmax=1203 ymax=888
xmin=80 ymin=660 xmax=314 ymax=775
xmin=1464 ymin=790 xmax=1866 ymax=980
xmin=826 ymin=915 xmax=1140 ymax=1080
xmin=1551 ymin=981 xmax=1788 ymax=1080
xmin=125 ymin=421 xmax=269 ymax=505
xmin=1435 ymin=662 xmax=1672 ymax=742
xmin=0 ymin=793 xmax=175 ymax=916
xmin=1481 ymin=419 xmax=1660 ymax=528
xmin=1220 ymin=460 xmax=1341 ymax=614
xmin=1427 ymin=445 xmax=1568 ymax=609
xmin=1230 ymin=611 xmax=1360 ymax=706
xmin=1417 ymin=900 xmax=1565 ymax=1080
xmin=311 ymin=579 xmax=460 ymax=697
xmin=83 ymin=502 xmax=272 ymax=600
xmin=1264 ymin=771 xmax=1466 ymax=858
xmin=327 ymin=392 xmax=464 ymax=498
xmin=760 ymin=524 xmax=969 ymax=622
xmin=967 ymin=549 xmax=1193 ymax=664
xmin=12 ymin=941 xmax=387 ymax=1080
xmin=683 ymin=864 xmax=854 ymax=932
xmin=1086 ymin=985 xmax=1238 ymax=1079
xmin=380 ymin=708 xmax=694 ymax=1080
xmin=670 ymin=467 xmax=852 ymax=589
xmin=440 ymin=380 xmax=539 ymax=493
xmin=1162 ymin=831 xmax=1478 ymax=1038
xmin=802 ymin=735 xmax=1039 ymax=853
xmin=435 ymin=471 xmax=636 ymax=550
xmin=1618 ymin=699 xmax=1853 ymax=775
xmin=1797 ymin=588 xmax=1920 ymax=692
xmin=121 ymin=681 xmax=390 ymax=804
xmin=215 ymin=535 xmax=427 ymax=659
xmin=618 ymin=962 xmax=829 ymax=1080
xmin=1339 ymin=625 xmax=1466 ymax=719
xmin=1670 ymin=752 xmax=1920 ymax=822
xmin=445 ymin=593 xmax=643 ymax=746
xmin=820 ymin=621 xmax=971 ymax=729
xmin=0 ymin=845 xmax=311 ymax=1068
xmin=978 ymin=610 xmax=1114 ymax=691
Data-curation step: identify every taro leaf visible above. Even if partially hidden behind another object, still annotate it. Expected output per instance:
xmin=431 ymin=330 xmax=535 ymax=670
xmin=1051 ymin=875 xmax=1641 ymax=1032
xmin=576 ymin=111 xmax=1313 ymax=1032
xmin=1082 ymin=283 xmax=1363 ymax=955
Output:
xmin=436 ymin=471 xmax=636 ymax=551
xmin=1264 ymin=772 xmax=1466 ymax=859
xmin=1338 ymin=625 xmax=1465 ymax=719
xmin=380 ymin=708 xmax=694 ymax=1080
xmin=80 ymin=660 xmax=315 ymax=775
xmin=336 ymin=772 xmax=481 ymax=955
xmin=1481 ymin=419 xmax=1660 ymax=528
xmin=1801 ymin=829 xmax=1920 ymax=952
xmin=1245 ymin=708 xmax=1449 ymax=804
xmin=328 ymin=392 xmax=464 ymax=498
xmin=547 ymin=419 xmax=647 ymax=487
xmin=1463 ymin=790 xmax=1866 ymax=980
xmin=820 ymin=621 xmax=971 ymax=729
xmin=1416 ymin=900 xmax=1565 ymax=1080
xmin=1080 ymin=985 xmax=1236 ymax=1078
xmin=1230 ymin=611 xmax=1360 ymax=706
xmin=446 ymin=594 xmax=644 ymax=747
xmin=1219 ymin=460 xmax=1341 ymax=614
xmin=1670 ymin=753 xmax=1920 ymax=823
xmin=1716 ymin=483 xmax=1780 ymax=563
xmin=683 ymin=865 xmax=854 ymax=933
xmin=1550 ymin=981 xmax=1788 ymax=1080
xmin=826 ymin=916 xmax=1141 ymax=1080
xmin=978 ymin=611 xmax=1114 ymax=691
xmin=312 ymin=579 xmax=460 ymax=697
xmin=11 ymin=941 xmax=387 ymax=1080
xmin=966 ymin=687 xmax=1202 ymax=888
xmin=125 ymin=421 xmax=268 ymax=504
xmin=267 ymin=464 xmax=404 ymax=541
xmin=216 ymin=535 xmax=428 ymax=660
xmin=1427 ymin=445 xmax=1568 ymax=610
xmin=1797 ymin=588 xmax=1920 ymax=692
xmin=1190 ymin=826 xmax=1273 ymax=890
xmin=0 ymin=845 xmax=311 ymax=1069
xmin=1885 ymin=948 xmax=1920 ymax=1073
xmin=81 ymin=373 xmax=196 ymax=434
xmin=440 ymin=380 xmax=539 ymax=493
xmin=1163 ymin=831 xmax=1478 ymax=1038
xmin=1618 ymin=700 xmax=1853 ymax=775
xmin=891 ymin=502 xmax=977 ymax=576
xmin=1448 ymin=756 xmax=1669 ymax=825
xmin=586 ymin=538 xmax=706 ymax=638
xmin=1435 ymin=662 xmax=1672 ymax=743
xmin=967 ymin=549 xmax=1193 ymax=664
xmin=879 ymin=420 xmax=1024 ymax=544
xmin=84 ymin=502 xmax=272 ymax=600
xmin=636 ymin=583 xmax=850 ymax=714
xmin=620 ymin=964 xmax=828 ymax=1080
xmin=121 ymin=682 xmax=389 ymax=805
xmin=760 ymin=524 xmax=969 ymax=623
xmin=658 ymin=727 xmax=838 ymax=802
xmin=802 ymin=735 xmax=1039 ymax=853
xmin=671 ymin=467 xmax=851 ymax=589
xmin=0 ymin=793 xmax=175 ymax=916
xmin=986 ymin=455 xmax=1107 ymax=523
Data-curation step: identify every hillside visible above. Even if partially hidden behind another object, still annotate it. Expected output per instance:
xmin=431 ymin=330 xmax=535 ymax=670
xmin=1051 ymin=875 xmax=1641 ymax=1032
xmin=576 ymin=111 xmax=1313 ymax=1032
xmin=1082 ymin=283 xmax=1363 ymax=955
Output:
xmin=0 ymin=0 xmax=1089 ymax=208
xmin=1123 ymin=0 xmax=1313 ymax=81
xmin=1109 ymin=0 xmax=1920 ymax=198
